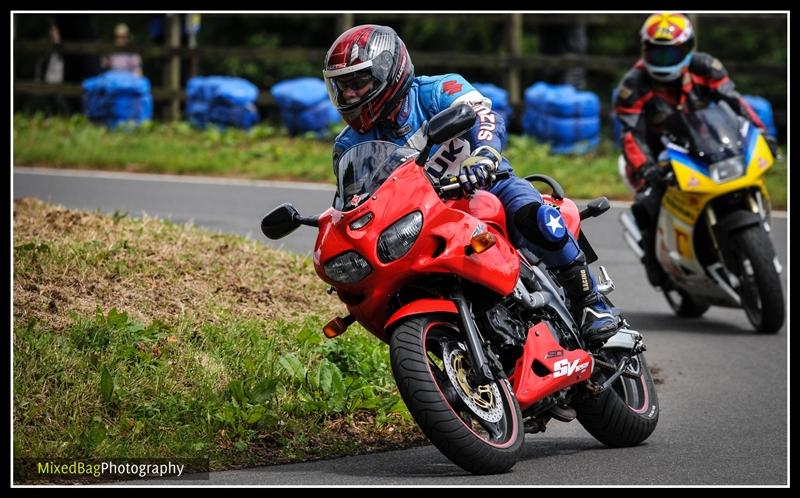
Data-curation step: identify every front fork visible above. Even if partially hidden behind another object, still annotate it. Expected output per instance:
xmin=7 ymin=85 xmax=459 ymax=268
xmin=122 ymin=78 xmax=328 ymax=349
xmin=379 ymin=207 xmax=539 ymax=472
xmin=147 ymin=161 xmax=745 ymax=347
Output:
xmin=451 ymin=285 xmax=497 ymax=383
xmin=705 ymin=188 xmax=782 ymax=286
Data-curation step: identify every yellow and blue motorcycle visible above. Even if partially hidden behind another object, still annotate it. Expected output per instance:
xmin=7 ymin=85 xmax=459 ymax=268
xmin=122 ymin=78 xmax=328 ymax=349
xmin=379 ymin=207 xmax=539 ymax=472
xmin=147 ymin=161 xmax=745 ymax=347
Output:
xmin=620 ymin=101 xmax=784 ymax=334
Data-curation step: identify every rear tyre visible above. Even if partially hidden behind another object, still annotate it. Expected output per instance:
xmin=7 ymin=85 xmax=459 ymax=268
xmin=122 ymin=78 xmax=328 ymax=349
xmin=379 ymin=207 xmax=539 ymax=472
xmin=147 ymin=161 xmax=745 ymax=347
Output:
xmin=573 ymin=349 xmax=659 ymax=447
xmin=663 ymin=283 xmax=711 ymax=318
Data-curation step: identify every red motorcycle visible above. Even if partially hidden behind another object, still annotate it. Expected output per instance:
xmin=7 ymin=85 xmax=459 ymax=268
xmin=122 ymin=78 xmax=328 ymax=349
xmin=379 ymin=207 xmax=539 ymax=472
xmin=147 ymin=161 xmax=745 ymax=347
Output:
xmin=262 ymin=105 xmax=659 ymax=475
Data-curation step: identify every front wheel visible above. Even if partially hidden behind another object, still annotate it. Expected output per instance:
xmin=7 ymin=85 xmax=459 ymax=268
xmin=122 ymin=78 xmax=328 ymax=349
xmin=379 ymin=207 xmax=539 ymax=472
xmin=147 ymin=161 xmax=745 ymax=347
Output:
xmin=731 ymin=226 xmax=785 ymax=334
xmin=572 ymin=349 xmax=659 ymax=447
xmin=389 ymin=315 xmax=524 ymax=475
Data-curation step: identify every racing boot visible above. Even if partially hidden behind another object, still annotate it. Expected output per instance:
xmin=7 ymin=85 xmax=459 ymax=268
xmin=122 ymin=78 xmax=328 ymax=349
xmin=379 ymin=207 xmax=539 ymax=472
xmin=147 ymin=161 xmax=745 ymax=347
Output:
xmin=553 ymin=252 xmax=620 ymax=347
xmin=511 ymin=201 xmax=620 ymax=346
xmin=632 ymin=196 xmax=666 ymax=287
xmin=639 ymin=228 xmax=666 ymax=287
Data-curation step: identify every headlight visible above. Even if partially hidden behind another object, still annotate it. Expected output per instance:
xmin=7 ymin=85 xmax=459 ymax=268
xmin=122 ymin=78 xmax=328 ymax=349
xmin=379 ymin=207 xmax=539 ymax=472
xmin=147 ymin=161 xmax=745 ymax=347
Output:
xmin=709 ymin=157 xmax=745 ymax=183
xmin=324 ymin=251 xmax=372 ymax=284
xmin=377 ymin=211 xmax=423 ymax=263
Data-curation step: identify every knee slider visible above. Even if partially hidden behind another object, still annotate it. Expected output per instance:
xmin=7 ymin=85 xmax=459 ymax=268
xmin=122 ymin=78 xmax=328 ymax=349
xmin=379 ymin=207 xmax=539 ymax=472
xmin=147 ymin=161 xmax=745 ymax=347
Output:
xmin=513 ymin=201 xmax=569 ymax=251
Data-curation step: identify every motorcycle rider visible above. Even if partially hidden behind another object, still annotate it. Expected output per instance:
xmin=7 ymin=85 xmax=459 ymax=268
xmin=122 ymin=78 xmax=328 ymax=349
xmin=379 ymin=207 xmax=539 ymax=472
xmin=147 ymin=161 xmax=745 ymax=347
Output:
xmin=324 ymin=24 xmax=619 ymax=346
xmin=614 ymin=12 xmax=777 ymax=287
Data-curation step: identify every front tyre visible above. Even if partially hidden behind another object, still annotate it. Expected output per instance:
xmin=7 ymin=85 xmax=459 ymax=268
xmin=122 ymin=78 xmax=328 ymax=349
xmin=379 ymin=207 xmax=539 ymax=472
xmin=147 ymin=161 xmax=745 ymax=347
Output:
xmin=389 ymin=315 xmax=524 ymax=475
xmin=731 ymin=226 xmax=785 ymax=334
xmin=573 ymin=349 xmax=659 ymax=447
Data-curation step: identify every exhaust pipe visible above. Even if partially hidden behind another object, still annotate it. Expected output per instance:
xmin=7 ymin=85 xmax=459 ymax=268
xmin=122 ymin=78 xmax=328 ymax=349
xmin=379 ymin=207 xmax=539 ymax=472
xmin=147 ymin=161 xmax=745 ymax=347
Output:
xmin=619 ymin=211 xmax=644 ymax=258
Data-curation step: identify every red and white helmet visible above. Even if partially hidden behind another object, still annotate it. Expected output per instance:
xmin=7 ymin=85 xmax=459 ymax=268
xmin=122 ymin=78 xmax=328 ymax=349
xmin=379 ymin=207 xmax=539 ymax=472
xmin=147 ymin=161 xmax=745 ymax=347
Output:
xmin=640 ymin=12 xmax=696 ymax=82
xmin=323 ymin=25 xmax=414 ymax=134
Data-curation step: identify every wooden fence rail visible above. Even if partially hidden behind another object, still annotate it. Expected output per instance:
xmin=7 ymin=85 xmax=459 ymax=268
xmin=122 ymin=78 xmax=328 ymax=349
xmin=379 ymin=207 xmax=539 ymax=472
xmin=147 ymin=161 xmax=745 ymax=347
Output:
xmin=13 ymin=12 xmax=787 ymax=128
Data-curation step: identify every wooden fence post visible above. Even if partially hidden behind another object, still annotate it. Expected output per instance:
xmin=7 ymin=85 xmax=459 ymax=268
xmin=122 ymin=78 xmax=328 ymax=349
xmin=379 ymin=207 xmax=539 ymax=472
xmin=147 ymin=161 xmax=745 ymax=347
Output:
xmin=507 ymin=13 xmax=523 ymax=107
xmin=187 ymin=14 xmax=200 ymax=79
xmin=337 ymin=13 xmax=354 ymax=35
xmin=165 ymin=14 xmax=181 ymax=121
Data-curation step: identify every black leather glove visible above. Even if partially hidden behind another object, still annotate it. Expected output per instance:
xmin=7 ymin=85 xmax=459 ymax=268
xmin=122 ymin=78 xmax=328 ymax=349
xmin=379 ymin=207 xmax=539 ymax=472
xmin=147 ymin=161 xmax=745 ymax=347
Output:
xmin=641 ymin=163 xmax=663 ymax=187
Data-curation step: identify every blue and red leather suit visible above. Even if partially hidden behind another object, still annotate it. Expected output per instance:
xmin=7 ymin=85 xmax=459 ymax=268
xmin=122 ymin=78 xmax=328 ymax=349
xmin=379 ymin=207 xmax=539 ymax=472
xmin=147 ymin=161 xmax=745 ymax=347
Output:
xmin=614 ymin=52 xmax=769 ymax=190
xmin=333 ymin=73 xmax=581 ymax=269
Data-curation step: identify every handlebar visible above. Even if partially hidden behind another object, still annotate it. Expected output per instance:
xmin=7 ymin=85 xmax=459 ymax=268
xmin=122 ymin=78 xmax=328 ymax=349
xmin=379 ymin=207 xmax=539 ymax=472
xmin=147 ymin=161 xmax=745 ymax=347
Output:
xmin=437 ymin=170 xmax=511 ymax=199
xmin=523 ymin=174 xmax=565 ymax=200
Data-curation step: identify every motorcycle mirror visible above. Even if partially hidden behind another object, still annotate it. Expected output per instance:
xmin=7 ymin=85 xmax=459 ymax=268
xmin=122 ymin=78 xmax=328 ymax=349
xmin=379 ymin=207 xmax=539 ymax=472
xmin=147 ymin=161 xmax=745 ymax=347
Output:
xmin=427 ymin=104 xmax=476 ymax=144
xmin=261 ymin=203 xmax=301 ymax=240
xmin=579 ymin=197 xmax=611 ymax=220
xmin=416 ymin=104 xmax=477 ymax=166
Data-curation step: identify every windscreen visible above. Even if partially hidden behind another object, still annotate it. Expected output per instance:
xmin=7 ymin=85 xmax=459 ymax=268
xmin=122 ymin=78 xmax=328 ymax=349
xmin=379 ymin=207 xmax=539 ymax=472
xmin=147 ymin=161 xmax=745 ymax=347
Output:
xmin=334 ymin=141 xmax=419 ymax=211
xmin=675 ymin=101 xmax=743 ymax=163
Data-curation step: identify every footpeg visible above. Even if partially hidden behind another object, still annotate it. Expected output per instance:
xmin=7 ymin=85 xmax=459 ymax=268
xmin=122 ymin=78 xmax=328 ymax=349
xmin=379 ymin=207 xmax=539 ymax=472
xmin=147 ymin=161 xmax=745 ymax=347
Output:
xmin=596 ymin=265 xmax=615 ymax=294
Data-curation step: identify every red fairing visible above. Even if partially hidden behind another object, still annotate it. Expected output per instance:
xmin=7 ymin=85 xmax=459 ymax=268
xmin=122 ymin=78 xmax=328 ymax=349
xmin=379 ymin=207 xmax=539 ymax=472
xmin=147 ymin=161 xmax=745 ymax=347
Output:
xmin=384 ymin=298 xmax=459 ymax=331
xmin=509 ymin=322 xmax=594 ymax=411
xmin=446 ymin=191 xmax=509 ymax=240
xmin=542 ymin=194 xmax=581 ymax=238
xmin=313 ymin=160 xmax=519 ymax=342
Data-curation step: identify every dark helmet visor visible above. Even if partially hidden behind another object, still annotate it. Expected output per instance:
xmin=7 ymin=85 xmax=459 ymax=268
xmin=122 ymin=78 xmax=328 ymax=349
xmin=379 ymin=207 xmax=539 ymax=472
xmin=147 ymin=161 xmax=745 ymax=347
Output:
xmin=643 ymin=39 xmax=694 ymax=67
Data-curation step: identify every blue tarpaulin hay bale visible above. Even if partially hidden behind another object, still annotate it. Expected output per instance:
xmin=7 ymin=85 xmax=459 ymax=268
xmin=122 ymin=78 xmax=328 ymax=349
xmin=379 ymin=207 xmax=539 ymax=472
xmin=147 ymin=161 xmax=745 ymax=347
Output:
xmin=82 ymin=70 xmax=153 ymax=128
xmin=743 ymin=95 xmax=777 ymax=138
xmin=186 ymin=76 xmax=260 ymax=129
xmin=271 ymin=77 xmax=341 ymax=135
xmin=540 ymin=114 xmax=601 ymax=143
xmin=543 ymin=88 xmax=599 ymax=118
xmin=522 ymin=81 xmax=600 ymax=154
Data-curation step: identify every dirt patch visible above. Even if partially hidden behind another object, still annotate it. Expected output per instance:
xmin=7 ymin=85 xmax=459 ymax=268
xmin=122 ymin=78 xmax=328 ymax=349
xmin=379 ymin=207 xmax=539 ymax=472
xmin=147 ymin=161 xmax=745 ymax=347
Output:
xmin=13 ymin=198 xmax=345 ymax=331
xmin=649 ymin=366 xmax=665 ymax=385
xmin=230 ymin=412 xmax=427 ymax=469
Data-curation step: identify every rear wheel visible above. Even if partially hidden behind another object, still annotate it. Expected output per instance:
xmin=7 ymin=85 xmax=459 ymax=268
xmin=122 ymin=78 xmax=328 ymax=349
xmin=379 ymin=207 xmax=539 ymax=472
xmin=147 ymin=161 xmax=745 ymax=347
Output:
xmin=573 ymin=349 xmax=659 ymax=447
xmin=731 ymin=226 xmax=785 ymax=334
xmin=389 ymin=315 xmax=524 ymax=475
xmin=663 ymin=283 xmax=711 ymax=318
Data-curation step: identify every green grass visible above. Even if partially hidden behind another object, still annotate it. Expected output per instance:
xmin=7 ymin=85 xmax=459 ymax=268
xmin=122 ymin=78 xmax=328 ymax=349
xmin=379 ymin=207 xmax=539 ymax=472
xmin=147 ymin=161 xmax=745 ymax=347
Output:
xmin=13 ymin=198 xmax=423 ymax=481
xmin=13 ymin=113 xmax=334 ymax=182
xmin=13 ymin=113 xmax=787 ymax=209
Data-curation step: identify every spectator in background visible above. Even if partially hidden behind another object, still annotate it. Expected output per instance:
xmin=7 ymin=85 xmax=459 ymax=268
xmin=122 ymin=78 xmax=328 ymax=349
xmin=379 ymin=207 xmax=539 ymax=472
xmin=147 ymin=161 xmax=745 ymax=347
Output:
xmin=102 ymin=23 xmax=143 ymax=76
xmin=34 ymin=22 xmax=69 ymax=115
xmin=52 ymin=14 xmax=101 ymax=114
xmin=36 ymin=23 xmax=64 ymax=84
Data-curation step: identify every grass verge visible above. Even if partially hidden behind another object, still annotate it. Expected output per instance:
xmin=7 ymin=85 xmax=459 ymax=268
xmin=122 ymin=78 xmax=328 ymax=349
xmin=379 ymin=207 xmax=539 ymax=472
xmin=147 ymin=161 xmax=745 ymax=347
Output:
xmin=13 ymin=198 xmax=425 ymax=482
xmin=14 ymin=113 xmax=786 ymax=208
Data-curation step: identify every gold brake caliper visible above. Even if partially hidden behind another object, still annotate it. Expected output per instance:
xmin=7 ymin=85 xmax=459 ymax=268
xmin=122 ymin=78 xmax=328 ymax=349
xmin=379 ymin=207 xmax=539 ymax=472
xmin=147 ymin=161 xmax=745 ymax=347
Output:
xmin=452 ymin=353 xmax=495 ymax=410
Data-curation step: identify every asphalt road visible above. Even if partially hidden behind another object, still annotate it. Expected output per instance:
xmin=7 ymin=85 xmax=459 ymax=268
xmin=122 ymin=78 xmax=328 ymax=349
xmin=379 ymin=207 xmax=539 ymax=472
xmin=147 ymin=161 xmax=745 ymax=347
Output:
xmin=13 ymin=167 xmax=789 ymax=485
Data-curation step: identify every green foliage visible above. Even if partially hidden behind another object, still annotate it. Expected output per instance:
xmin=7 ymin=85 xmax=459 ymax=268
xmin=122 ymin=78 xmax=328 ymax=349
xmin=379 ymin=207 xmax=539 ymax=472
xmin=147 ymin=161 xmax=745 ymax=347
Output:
xmin=100 ymin=365 xmax=114 ymax=404
xmin=15 ymin=310 xmax=413 ymax=466
xmin=13 ymin=114 xmax=336 ymax=182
